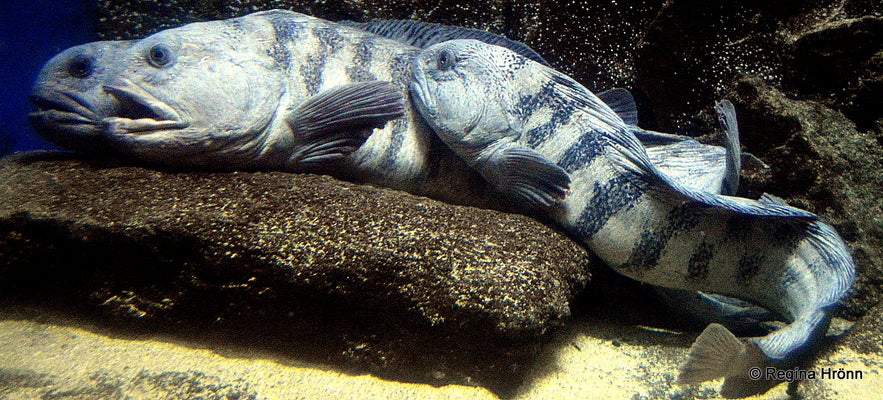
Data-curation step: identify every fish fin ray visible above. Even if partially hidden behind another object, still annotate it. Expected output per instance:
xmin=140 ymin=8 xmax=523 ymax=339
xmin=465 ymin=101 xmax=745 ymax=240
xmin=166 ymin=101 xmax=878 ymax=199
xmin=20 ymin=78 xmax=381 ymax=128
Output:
xmin=631 ymin=128 xmax=692 ymax=146
xmin=341 ymin=19 xmax=549 ymax=66
xmin=535 ymin=70 xmax=815 ymax=219
xmin=758 ymin=193 xmax=788 ymax=206
xmin=495 ymin=145 xmax=571 ymax=211
xmin=290 ymin=138 xmax=363 ymax=166
xmin=657 ymin=289 xmax=780 ymax=335
xmin=716 ymin=100 xmax=741 ymax=195
xmin=677 ymin=323 xmax=745 ymax=384
xmin=597 ymin=88 xmax=638 ymax=126
xmin=642 ymin=134 xmax=728 ymax=194
xmin=720 ymin=342 xmax=776 ymax=398
xmin=286 ymin=81 xmax=404 ymax=168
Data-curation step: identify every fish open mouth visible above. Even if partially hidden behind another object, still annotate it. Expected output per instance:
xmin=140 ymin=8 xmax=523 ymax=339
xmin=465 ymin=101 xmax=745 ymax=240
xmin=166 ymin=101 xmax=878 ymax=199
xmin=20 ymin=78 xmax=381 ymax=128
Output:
xmin=101 ymin=78 xmax=189 ymax=134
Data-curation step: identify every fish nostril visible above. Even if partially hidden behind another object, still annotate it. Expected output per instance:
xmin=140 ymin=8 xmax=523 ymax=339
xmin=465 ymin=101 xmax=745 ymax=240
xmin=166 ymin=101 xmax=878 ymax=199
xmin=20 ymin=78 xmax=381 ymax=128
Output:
xmin=67 ymin=54 xmax=95 ymax=79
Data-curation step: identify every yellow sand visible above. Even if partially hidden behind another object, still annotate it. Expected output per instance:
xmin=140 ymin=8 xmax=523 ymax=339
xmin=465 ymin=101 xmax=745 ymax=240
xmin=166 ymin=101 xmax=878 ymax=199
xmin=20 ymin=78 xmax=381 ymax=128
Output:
xmin=0 ymin=311 xmax=878 ymax=399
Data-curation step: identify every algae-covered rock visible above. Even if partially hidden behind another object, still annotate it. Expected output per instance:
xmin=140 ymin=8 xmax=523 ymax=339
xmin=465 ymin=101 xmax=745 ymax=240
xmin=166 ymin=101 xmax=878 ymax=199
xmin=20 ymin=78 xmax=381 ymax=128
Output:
xmin=0 ymin=152 xmax=592 ymax=391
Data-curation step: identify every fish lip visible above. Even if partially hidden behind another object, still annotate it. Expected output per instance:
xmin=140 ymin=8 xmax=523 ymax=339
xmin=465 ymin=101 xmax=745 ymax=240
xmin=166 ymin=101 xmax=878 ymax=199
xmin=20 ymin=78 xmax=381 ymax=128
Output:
xmin=101 ymin=78 xmax=190 ymax=134
xmin=409 ymin=62 xmax=437 ymax=118
xmin=28 ymin=92 xmax=98 ymax=127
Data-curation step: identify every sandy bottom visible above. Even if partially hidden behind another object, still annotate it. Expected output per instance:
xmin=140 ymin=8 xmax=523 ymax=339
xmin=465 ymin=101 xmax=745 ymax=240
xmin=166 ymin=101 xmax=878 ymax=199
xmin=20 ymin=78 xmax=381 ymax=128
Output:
xmin=0 ymin=308 xmax=878 ymax=399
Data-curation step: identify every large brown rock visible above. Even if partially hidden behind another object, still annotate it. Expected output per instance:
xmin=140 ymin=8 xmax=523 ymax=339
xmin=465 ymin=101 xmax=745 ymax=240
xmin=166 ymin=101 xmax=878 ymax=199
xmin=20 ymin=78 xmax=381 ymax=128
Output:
xmin=0 ymin=152 xmax=592 ymax=392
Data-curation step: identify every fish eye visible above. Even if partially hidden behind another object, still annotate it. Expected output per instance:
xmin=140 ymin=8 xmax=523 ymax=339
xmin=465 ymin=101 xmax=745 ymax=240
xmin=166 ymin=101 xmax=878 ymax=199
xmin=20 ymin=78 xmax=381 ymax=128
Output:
xmin=437 ymin=49 xmax=455 ymax=71
xmin=67 ymin=54 xmax=94 ymax=79
xmin=147 ymin=44 xmax=174 ymax=68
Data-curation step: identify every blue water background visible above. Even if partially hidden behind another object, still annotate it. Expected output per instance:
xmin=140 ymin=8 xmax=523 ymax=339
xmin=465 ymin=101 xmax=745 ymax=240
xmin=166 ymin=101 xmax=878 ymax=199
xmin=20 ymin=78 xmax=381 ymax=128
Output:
xmin=0 ymin=0 xmax=96 ymax=156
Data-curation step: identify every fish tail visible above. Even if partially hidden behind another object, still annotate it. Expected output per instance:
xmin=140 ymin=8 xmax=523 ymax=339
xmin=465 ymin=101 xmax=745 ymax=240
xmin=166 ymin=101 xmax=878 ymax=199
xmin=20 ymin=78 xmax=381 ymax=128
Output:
xmin=678 ymin=324 xmax=775 ymax=396
xmin=677 ymin=323 xmax=749 ymax=384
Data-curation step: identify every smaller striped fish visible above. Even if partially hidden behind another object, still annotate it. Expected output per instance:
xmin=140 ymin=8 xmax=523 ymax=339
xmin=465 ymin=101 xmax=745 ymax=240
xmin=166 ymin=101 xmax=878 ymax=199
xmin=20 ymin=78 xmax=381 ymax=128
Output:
xmin=410 ymin=39 xmax=855 ymax=397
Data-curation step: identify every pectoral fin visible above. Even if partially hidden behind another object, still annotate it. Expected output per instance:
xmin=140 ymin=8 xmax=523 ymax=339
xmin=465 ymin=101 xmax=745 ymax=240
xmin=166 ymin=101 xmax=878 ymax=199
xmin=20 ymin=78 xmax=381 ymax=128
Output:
xmin=487 ymin=144 xmax=571 ymax=211
xmin=286 ymin=81 xmax=405 ymax=169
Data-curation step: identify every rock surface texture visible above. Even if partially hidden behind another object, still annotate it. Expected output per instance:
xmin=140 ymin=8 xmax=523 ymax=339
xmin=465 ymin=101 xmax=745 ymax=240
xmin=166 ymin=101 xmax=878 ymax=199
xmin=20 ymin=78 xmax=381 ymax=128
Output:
xmin=0 ymin=153 xmax=591 ymax=392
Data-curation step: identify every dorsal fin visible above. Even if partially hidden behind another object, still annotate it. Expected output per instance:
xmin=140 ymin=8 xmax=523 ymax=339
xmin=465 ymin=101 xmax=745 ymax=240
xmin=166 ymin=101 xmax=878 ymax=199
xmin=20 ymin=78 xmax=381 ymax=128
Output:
xmin=758 ymin=193 xmax=788 ymax=206
xmin=340 ymin=19 xmax=550 ymax=66
xmin=597 ymin=88 xmax=638 ymax=126
xmin=715 ymin=100 xmax=741 ymax=196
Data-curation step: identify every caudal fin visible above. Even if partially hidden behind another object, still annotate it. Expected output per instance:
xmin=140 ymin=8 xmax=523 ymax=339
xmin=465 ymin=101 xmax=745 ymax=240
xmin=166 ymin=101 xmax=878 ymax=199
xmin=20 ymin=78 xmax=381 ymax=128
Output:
xmin=677 ymin=323 xmax=745 ymax=384
xmin=679 ymin=323 xmax=776 ymax=397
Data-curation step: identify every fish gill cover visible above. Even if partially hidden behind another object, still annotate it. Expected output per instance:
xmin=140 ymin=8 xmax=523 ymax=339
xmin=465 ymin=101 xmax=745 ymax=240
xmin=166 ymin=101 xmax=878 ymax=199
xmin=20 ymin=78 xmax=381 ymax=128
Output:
xmin=0 ymin=0 xmax=95 ymax=156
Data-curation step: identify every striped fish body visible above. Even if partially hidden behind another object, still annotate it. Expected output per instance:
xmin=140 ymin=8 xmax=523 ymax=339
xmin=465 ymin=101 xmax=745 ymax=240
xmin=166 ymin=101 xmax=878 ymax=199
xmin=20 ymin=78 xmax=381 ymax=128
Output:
xmin=410 ymin=39 xmax=854 ymax=393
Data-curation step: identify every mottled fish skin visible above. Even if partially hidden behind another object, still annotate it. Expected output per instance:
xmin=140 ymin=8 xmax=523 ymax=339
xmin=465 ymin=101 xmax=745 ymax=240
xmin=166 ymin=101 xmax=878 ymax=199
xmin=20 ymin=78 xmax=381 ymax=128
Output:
xmin=410 ymin=39 xmax=855 ymax=396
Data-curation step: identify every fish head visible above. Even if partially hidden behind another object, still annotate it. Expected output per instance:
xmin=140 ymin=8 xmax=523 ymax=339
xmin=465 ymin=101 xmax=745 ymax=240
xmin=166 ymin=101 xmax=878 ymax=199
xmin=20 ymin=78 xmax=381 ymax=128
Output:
xmin=29 ymin=18 xmax=286 ymax=168
xmin=28 ymin=40 xmax=131 ymax=154
xmin=410 ymin=39 xmax=520 ymax=148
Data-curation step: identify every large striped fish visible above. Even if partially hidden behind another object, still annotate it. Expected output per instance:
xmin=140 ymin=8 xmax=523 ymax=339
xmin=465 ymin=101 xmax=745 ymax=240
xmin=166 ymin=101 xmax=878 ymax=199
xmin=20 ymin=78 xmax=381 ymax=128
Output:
xmin=409 ymin=39 xmax=855 ymax=397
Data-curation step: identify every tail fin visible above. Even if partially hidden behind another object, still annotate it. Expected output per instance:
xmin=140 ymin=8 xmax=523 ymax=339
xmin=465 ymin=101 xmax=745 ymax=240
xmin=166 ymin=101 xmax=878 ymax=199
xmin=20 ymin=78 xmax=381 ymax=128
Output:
xmin=677 ymin=323 xmax=745 ymax=384
xmin=679 ymin=324 xmax=775 ymax=397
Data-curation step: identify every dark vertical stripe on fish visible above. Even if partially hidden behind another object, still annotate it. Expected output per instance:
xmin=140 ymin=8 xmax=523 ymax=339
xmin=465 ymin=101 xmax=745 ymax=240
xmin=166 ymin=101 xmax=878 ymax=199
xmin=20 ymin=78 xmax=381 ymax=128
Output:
xmin=267 ymin=16 xmax=306 ymax=70
xmin=687 ymin=241 xmax=714 ymax=280
xmin=725 ymin=214 xmax=752 ymax=242
xmin=375 ymin=51 xmax=416 ymax=170
xmin=737 ymin=255 xmax=764 ymax=284
xmin=313 ymin=26 xmax=345 ymax=54
xmin=557 ymin=133 xmax=605 ymax=173
xmin=771 ymin=220 xmax=804 ymax=253
xmin=621 ymin=201 xmax=707 ymax=271
xmin=577 ymin=173 xmax=646 ymax=238
xmin=526 ymin=103 xmax=576 ymax=148
xmin=301 ymin=53 xmax=326 ymax=95
xmin=624 ymin=229 xmax=666 ymax=270
xmin=346 ymin=37 xmax=378 ymax=82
